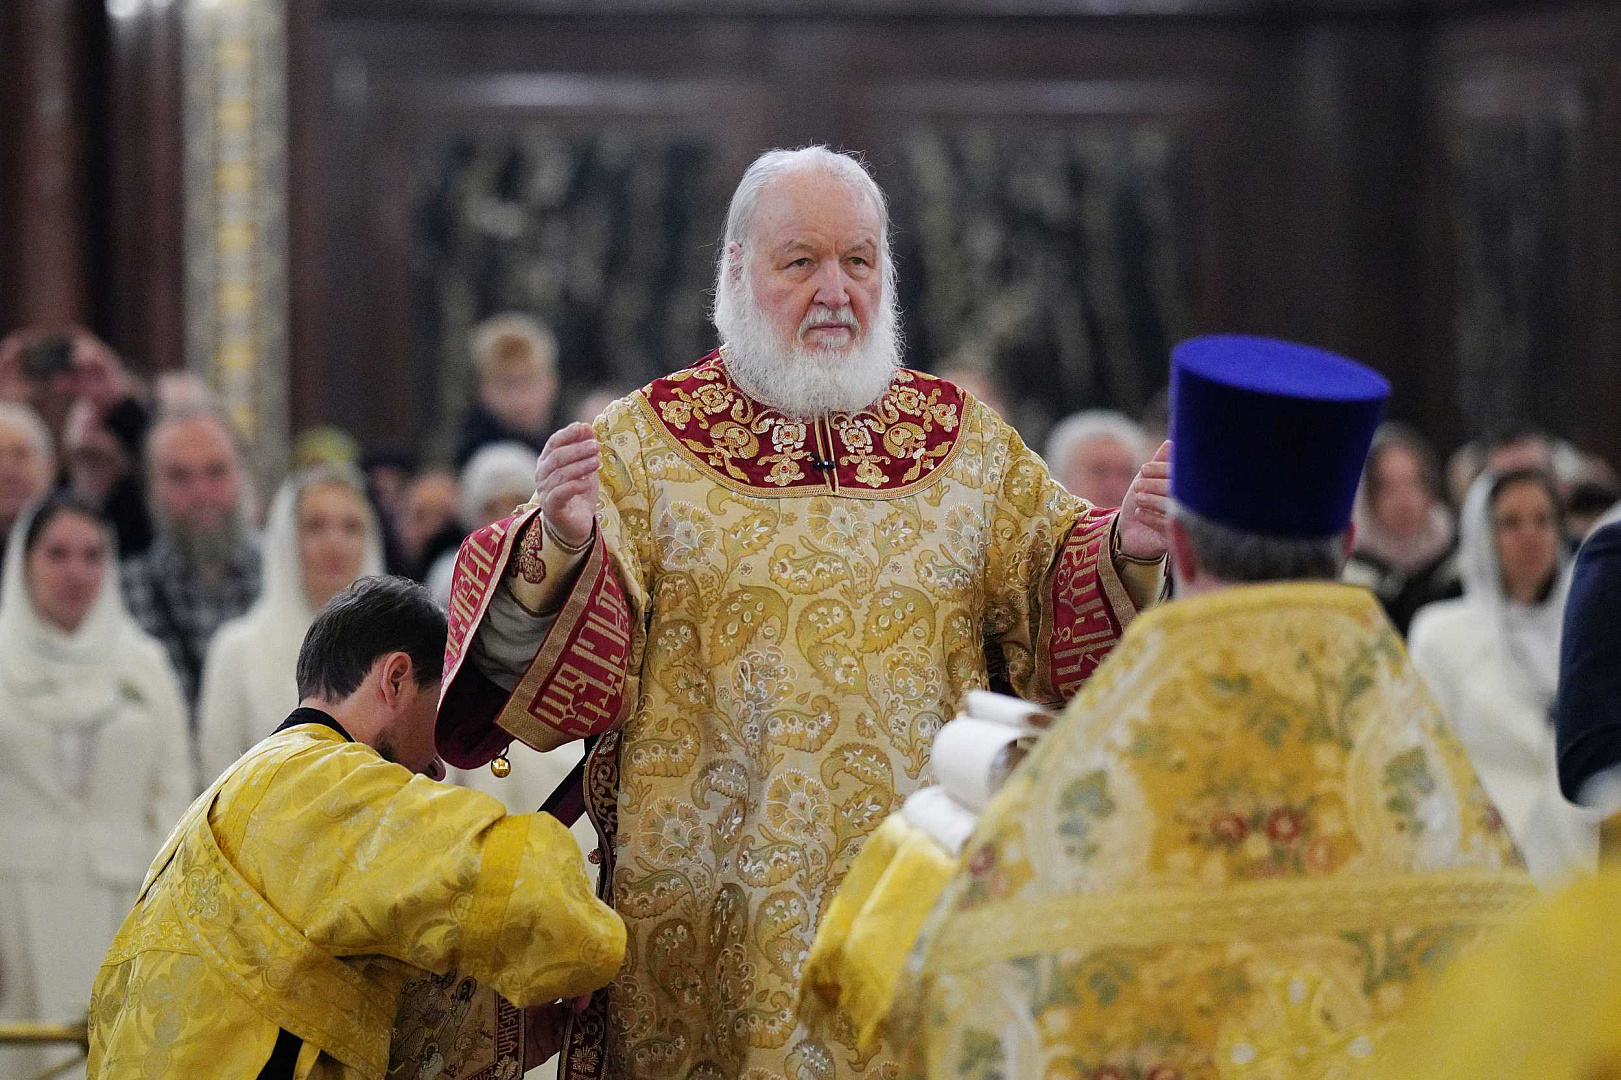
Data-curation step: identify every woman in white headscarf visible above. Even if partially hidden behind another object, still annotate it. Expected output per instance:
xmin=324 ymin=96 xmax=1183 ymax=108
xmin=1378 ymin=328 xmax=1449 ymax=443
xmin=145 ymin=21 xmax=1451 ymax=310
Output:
xmin=196 ymin=464 xmax=384 ymax=784
xmin=1410 ymin=467 xmax=1599 ymax=883
xmin=0 ymin=493 xmax=190 ymax=1080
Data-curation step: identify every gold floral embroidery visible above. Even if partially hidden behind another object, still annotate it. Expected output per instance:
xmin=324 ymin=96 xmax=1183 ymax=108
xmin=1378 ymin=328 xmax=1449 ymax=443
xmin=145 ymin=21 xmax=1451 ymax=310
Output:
xmin=1216 ymin=969 xmax=1377 ymax=1079
xmin=637 ymin=350 xmax=967 ymax=499
xmin=888 ymin=584 xmax=1532 ymax=1080
xmin=543 ymin=382 xmax=1141 ymax=1080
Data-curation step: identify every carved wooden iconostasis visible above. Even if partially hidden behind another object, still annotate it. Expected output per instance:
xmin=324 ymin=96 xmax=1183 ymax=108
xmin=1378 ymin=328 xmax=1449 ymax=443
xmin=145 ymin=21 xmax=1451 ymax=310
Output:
xmin=10 ymin=1 xmax=1618 ymax=474
xmin=289 ymin=9 xmax=1257 ymax=456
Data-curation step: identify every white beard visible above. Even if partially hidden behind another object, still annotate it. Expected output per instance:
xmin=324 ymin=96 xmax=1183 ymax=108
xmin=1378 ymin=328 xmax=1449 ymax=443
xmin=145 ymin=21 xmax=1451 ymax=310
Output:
xmin=714 ymin=270 xmax=901 ymax=418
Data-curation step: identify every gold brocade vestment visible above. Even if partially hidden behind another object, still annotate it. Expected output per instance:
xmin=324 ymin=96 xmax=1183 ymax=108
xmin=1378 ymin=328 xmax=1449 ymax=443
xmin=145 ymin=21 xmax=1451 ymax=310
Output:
xmin=87 ymin=723 xmax=624 ymax=1080
xmin=437 ymin=353 xmax=1155 ymax=1080
xmin=1362 ymin=864 xmax=1621 ymax=1080
xmin=836 ymin=584 xmax=1532 ymax=1080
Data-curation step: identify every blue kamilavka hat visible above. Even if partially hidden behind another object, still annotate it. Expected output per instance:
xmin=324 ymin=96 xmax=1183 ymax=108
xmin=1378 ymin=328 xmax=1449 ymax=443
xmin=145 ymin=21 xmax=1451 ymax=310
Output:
xmin=1171 ymin=334 xmax=1390 ymax=538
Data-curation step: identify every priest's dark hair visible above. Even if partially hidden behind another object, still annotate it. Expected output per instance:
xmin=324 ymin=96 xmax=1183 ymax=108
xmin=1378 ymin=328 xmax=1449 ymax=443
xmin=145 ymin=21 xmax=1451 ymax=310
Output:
xmin=296 ymin=575 xmax=448 ymax=701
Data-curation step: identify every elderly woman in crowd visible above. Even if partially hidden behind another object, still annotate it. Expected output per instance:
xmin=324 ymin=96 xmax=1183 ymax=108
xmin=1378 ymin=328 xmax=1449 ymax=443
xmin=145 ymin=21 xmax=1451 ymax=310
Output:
xmin=0 ymin=494 xmax=190 ymax=1080
xmin=425 ymin=440 xmax=537 ymax=608
xmin=196 ymin=464 xmax=384 ymax=784
xmin=0 ymin=403 xmax=57 ymax=576
xmin=1410 ymin=468 xmax=1599 ymax=882
xmin=1343 ymin=422 xmax=1461 ymax=635
xmin=1043 ymin=408 xmax=1150 ymax=509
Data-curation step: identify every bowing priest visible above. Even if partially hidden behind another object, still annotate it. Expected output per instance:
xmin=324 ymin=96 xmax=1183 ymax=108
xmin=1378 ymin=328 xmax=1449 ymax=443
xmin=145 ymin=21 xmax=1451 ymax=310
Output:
xmin=435 ymin=145 xmax=1174 ymax=1080
xmin=88 ymin=577 xmax=625 ymax=1080
xmin=804 ymin=335 xmax=1536 ymax=1078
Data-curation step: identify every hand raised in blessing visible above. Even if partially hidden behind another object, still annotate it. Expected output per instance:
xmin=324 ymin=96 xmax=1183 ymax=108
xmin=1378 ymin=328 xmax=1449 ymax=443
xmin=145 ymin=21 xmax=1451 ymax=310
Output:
xmin=533 ymin=423 xmax=601 ymax=549
xmin=1116 ymin=440 xmax=1172 ymax=561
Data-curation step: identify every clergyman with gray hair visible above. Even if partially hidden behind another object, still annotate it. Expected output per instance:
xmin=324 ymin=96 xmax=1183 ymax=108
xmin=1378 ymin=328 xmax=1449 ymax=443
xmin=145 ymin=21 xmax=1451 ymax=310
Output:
xmin=431 ymin=145 xmax=1176 ymax=1080
xmin=806 ymin=334 xmax=1530 ymax=1078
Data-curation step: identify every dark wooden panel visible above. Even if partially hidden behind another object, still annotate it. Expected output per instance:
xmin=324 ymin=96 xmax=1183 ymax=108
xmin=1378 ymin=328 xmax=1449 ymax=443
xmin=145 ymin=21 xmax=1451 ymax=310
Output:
xmin=287 ymin=0 xmax=331 ymax=433
xmin=857 ymin=75 xmax=1245 ymax=440
xmin=1425 ymin=2 xmax=1621 ymax=465
xmin=1254 ymin=24 xmax=1425 ymax=398
xmin=10 ymin=0 xmax=97 ymax=328
xmin=320 ymin=0 xmax=1522 ymax=18
xmin=104 ymin=0 xmax=185 ymax=373
xmin=0 ymin=0 xmax=20 ymax=335
xmin=280 ymin=0 xmax=1621 ymax=470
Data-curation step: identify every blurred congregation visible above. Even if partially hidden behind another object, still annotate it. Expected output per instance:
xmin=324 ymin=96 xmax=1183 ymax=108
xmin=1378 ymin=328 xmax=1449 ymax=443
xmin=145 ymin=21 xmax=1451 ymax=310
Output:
xmin=6 ymin=0 xmax=1621 ymax=1077
xmin=0 ymin=307 xmax=1615 ymax=808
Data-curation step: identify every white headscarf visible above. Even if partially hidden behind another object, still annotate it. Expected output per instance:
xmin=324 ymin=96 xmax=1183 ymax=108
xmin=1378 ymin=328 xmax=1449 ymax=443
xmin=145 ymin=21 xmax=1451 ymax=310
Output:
xmin=0 ymin=498 xmax=185 ymax=792
xmin=1456 ymin=471 xmax=1571 ymax=713
xmin=233 ymin=465 xmax=386 ymax=720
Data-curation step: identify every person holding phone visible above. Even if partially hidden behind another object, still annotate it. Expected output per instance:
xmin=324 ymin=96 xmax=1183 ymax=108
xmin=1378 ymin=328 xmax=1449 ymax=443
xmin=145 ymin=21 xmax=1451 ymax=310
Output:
xmin=0 ymin=328 xmax=157 ymax=555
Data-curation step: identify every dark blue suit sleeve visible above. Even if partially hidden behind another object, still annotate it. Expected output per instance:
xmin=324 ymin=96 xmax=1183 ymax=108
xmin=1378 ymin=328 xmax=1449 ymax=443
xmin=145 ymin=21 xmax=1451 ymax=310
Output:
xmin=1555 ymin=520 xmax=1621 ymax=800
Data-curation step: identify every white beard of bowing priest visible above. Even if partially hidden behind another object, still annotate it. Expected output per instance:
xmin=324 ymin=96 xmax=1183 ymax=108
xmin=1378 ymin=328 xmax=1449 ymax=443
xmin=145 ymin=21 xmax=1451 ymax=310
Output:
xmin=434 ymin=144 xmax=1174 ymax=1080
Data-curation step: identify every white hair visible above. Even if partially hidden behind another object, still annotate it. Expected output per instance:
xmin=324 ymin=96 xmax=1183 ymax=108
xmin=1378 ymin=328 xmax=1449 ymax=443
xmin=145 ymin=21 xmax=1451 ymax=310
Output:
xmin=711 ymin=146 xmax=902 ymax=417
xmin=1044 ymin=410 xmax=1149 ymax=481
xmin=0 ymin=402 xmax=54 ymax=467
xmin=459 ymin=441 xmax=536 ymax=529
xmin=720 ymin=146 xmax=891 ymax=254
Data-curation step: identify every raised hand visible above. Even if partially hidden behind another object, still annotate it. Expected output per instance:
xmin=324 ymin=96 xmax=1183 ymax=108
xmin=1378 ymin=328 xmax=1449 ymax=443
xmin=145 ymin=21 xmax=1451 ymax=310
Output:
xmin=1117 ymin=440 xmax=1172 ymax=561
xmin=70 ymin=331 xmax=135 ymax=408
xmin=534 ymin=423 xmax=601 ymax=548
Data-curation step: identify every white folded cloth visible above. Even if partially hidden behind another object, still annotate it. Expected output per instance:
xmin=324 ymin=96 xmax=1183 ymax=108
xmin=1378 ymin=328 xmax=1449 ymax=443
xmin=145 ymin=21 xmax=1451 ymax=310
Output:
xmin=962 ymin=690 xmax=1054 ymax=731
xmin=900 ymin=786 xmax=981 ymax=856
xmin=932 ymin=717 xmax=1032 ymax=812
xmin=905 ymin=693 xmax=1056 ymax=853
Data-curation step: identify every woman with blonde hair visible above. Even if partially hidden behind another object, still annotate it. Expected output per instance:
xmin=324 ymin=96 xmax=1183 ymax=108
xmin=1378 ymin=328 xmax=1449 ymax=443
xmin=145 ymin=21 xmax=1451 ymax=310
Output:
xmin=197 ymin=464 xmax=384 ymax=783
xmin=0 ymin=494 xmax=190 ymax=1080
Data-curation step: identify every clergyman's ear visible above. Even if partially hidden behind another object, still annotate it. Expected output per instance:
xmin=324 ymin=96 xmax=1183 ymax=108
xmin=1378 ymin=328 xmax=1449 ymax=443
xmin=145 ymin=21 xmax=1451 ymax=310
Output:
xmin=377 ymin=651 xmax=414 ymax=707
xmin=725 ymin=242 xmax=745 ymax=283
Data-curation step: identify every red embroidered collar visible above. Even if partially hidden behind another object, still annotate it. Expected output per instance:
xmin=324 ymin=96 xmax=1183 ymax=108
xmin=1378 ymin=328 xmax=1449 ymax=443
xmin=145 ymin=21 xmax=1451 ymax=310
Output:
xmin=634 ymin=350 xmax=968 ymax=499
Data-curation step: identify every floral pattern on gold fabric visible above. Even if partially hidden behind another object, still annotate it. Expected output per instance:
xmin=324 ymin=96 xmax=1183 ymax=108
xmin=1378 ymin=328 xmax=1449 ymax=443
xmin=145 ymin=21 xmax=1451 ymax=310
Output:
xmin=89 ymin=726 xmax=624 ymax=1080
xmin=512 ymin=368 xmax=1147 ymax=1080
xmin=637 ymin=350 xmax=966 ymax=499
xmin=888 ymin=584 xmax=1533 ymax=1080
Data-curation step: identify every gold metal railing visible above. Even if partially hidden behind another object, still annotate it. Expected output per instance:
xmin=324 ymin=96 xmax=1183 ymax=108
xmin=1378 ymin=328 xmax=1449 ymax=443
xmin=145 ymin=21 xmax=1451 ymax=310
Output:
xmin=0 ymin=1020 xmax=88 ymax=1080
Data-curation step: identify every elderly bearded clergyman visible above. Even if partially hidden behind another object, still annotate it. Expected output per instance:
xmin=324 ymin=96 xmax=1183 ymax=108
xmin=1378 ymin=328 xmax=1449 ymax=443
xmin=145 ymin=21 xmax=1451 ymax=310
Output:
xmin=434 ymin=146 xmax=1174 ymax=1080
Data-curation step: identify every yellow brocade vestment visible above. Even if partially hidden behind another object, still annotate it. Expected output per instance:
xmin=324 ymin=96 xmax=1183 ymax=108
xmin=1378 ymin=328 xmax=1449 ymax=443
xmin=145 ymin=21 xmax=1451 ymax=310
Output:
xmin=1362 ymin=865 xmax=1621 ymax=1080
xmin=436 ymin=355 xmax=1158 ymax=1080
xmin=849 ymin=583 xmax=1532 ymax=1080
xmin=87 ymin=723 xmax=624 ymax=1080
